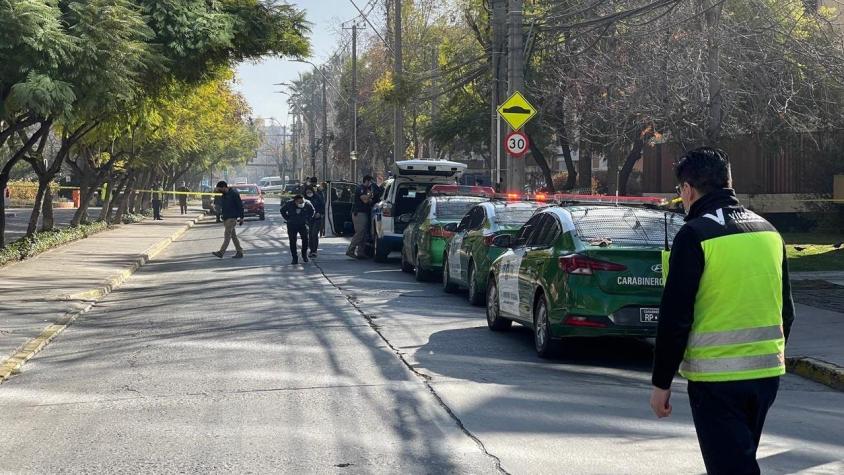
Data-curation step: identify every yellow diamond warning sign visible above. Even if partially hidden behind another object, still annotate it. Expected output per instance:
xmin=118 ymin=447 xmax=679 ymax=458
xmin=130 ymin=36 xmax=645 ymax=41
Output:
xmin=496 ymin=91 xmax=537 ymax=131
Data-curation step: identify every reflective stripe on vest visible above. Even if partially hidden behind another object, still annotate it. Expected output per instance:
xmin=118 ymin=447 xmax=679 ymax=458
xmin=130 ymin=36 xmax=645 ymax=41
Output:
xmin=681 ymin=353 xmax=784 ymax=375
xmin=687 ymin=324 xmax=783 ymax=348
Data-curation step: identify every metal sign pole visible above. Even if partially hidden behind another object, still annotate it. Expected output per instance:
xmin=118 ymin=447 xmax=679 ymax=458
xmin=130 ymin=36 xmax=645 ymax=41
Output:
xmin=496 ymin=114 xmax=501 ymax=186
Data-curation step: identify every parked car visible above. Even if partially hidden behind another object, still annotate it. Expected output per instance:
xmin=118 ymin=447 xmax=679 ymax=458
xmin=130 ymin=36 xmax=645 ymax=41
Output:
xmin=400 ymin=185 xmax=494 ymax=281
xmin=230 ymin=184 xmax=265 ymax=220
xmin=485 ymin=203 xmax=684 ymax=357
xmin=442 ymin=198 xmax=549 ymax=305
xmin=371 ymin=159 xmax=467 ymax=262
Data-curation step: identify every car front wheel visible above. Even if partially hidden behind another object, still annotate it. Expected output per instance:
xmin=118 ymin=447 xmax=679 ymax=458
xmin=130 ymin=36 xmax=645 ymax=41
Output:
xmin=486 ymin=277 xmax=511 ymax=331
xmin=442 ymin=255 xmax=458 ymax=293
xmin=373 ymin=236 xmax=389 ymax=263
xmin=467 ymin=262 xmax=485 ymax=306
xmin=414 ymin=251 xmax=431 ymax=282
xmin=533 ymin=295 xmax=556 ymax=358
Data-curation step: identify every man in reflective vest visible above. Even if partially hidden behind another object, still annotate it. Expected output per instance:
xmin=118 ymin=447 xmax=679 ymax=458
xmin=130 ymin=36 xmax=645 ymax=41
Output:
xmin=650 ymin=147 xmax=795 ymax=475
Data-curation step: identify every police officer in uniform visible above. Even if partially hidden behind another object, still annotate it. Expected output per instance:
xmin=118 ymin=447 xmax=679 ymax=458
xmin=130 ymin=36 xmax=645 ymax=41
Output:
xmin=650 ymin=147 xmax=795 ymax=475
xmin=280 ymin=194 xmax=315 ymax=264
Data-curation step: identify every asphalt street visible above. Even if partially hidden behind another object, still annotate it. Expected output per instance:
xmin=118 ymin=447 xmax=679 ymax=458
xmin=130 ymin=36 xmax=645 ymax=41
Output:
xmin=0 ymin=213 xmax=842 ymax=474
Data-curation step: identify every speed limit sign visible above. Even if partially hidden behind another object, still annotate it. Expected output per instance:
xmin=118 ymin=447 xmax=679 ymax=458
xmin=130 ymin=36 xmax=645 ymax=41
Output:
xmin=504 ymin=131 xmax=530 ymax=157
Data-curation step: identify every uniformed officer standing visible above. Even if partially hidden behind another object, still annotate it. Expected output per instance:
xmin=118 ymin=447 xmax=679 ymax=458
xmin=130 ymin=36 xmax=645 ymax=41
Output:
xmin=280 ymin=194 xmax=315 ymax=264
xmin=650 ymin=147 xmax=795 ymax=475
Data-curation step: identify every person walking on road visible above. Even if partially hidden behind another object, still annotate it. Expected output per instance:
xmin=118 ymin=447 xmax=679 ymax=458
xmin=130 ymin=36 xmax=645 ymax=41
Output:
xmin=305 ymin=185 xmax=325 ymax=258
xmin=211 ymin=181 xmax=244 ymax=259
xmin=177 ymin=181 xmax=189 ymax=215
xmin=281 ymin=194 xmax=314 ymax=264
xmin=151 ymin=181 xmax=164 ymax=221
xmin=346 ymin=175 xmax=379 ymax=259
xmin=650 ymin=147 xmax=795 ymax=475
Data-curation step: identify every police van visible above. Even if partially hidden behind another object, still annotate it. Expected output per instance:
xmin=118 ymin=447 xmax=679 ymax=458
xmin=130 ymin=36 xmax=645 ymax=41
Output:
xmin=371 ymin=159 xmax=467 ymax=262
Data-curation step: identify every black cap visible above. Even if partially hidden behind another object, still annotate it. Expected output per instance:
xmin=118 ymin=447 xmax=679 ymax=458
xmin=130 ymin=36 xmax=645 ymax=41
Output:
xmin=309 ymin=176 xmax=318 ymax=183
xmin=363 ymin=175 xmax=373 ymax=182
xmin=293 ymin=194 xmax=304 ymax=200
xmin=216 ymin=180 xmax=227 ymax=188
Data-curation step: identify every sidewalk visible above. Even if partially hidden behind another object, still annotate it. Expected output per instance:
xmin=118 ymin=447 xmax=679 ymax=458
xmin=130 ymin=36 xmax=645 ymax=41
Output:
xmin=0 ymin=207 xmax=204 ymax=382
xmin=786 ymin=271 xmax=844 ymax=390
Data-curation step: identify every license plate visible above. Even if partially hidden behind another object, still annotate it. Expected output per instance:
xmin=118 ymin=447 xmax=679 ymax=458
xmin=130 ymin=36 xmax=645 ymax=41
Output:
xmin=640 ymin=308 xmax=659 ymax=323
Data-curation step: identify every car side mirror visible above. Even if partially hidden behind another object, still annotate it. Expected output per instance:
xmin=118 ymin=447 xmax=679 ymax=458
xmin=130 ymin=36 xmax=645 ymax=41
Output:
xmin=398 ymin=213 xmax=414 ymax=224
xmin=443 ymin=222 xmax=458 ymax=233
xmin=491 ymin=234 xmax=513 ymax=248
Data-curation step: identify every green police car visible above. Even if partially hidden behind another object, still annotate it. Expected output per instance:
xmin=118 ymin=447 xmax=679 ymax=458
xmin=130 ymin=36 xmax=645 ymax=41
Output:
xmin=442 ymin=199 xmax=549 ymax=305
xmin=400 ymin=185 xmax=495 ymax=282
xmin=485 ymin=204 xmax=685 ymax=357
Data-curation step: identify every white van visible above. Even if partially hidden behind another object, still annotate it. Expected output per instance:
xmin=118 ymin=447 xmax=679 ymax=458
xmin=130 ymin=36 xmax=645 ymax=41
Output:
xmin=371 ymin=159 xmax=467 ymax=262
xmin=259 ymin=176 xmax=285 ymax=193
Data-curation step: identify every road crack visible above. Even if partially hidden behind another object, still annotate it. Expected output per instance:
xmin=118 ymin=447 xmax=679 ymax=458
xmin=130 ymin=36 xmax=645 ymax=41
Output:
xmin=312 ymin=260 xmax=510 ymax=475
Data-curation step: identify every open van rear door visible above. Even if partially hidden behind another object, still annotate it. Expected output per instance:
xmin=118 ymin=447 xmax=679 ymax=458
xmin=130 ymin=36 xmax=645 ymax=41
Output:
xmin=392 ymin=160 xmax=467 ymax=179
xmin=325 ymin=181 xmax=357 ymax=237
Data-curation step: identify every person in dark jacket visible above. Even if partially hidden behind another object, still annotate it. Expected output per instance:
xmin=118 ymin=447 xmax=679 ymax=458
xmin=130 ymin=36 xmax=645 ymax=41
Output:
xmin=211 ymin=181 xmax=244 ymax=259
xmin=177 ymin=181 xmax=189 ymax=215
xmin=151 ymin=181 xmax=164 ymax=220
xmin=304 ymin=185 xmax=325 ymax=258
xmin=281 ymin=194 xmax=315 ymax=264
xmin=650 ymin=147 xmax=795 ymax=475
xmin=346 ymin=175 xmax=380 ymax=259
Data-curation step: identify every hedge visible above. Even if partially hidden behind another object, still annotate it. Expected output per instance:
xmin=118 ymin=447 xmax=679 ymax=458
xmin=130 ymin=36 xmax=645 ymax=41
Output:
xmin=5 ymin=180 xmax=60 ymax=201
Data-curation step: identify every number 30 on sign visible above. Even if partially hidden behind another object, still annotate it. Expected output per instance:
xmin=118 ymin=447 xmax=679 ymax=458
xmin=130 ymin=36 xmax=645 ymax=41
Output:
xmin=505 ymin=131 xmax=530 ymax=157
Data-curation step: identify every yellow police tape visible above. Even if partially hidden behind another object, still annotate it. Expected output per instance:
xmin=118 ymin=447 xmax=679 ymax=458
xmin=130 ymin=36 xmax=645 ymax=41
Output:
xmin=6 ymin=182 xmax=294 ymax=198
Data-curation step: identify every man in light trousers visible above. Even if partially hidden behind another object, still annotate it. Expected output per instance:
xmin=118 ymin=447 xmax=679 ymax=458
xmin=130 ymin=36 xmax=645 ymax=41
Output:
xmin=211 ymin=181 xmax=244 ymax=259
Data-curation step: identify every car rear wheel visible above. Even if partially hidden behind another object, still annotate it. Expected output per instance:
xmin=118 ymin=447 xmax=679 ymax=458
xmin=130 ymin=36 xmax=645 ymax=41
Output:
xmin=533 ymin=295 xmax=556 ymax=358
xmin=259 ymin=212 xmax=265 ymax=221
xmin=401 ymin=248 xmax=413 ymax=273
xmin=442 ymin=255 xmax=458 ymax=293
xmin=414 ymin=251 xmax=431 ymax=282
xmin=486 ymin=278 xmax=512 ymax=331
xmin=373 ymin=236 xmax=389 ymax=263
xmin=467 ymin=262 xmax=485 ymax=306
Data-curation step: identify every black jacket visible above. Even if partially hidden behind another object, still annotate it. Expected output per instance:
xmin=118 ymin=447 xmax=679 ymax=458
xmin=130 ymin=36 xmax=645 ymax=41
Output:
xmin=307 ymin=191 xmax=325 ymax=216
xmin=353 ymin=184 xmax=380 ymax=214
xmin=651 ymin=189 xmax=795 ymax=389
xmin=281 ymin=200 xmax=315 ymax=229
xmin=219 ymin=189 xmax=244 ymax=220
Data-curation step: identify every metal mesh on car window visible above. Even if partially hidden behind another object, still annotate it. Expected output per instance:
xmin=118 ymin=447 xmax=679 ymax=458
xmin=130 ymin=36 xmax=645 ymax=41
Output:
xmin=435 ymin=198 xmax=486 ymax=219
xmin=493 ymin=203 xmax=541 ymax=225
xmin=569 ymin=207 xmax=685 ymax=246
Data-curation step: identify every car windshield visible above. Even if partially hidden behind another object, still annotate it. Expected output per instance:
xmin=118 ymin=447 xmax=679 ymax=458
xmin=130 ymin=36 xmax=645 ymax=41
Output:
xmin=435 ymin=198 xmax=486 ymax=220
xmin=493 ymin=203 xmax=542 ymax=225
xmin=232 ymin=186 xmax=259 ymax=195
xmin=569 ymin=207 xmax=684 ymax=247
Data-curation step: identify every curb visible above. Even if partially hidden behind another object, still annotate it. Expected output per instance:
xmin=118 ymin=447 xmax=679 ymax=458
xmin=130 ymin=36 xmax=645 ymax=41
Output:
xmin=0 ymin=213 xmax=204 ymax=384
xmin=786 ymin=356 xmax=844 ymax=391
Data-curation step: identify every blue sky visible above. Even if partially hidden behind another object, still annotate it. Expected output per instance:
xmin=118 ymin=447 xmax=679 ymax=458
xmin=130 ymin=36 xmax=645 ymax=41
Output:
xmin=234 ymin=0 xmax=360 ymax=127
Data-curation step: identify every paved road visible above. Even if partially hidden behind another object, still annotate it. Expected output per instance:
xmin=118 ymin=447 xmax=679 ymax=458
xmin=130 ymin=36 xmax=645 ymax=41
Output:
xmin=0 ymin=213 xmax=841 ymax=473
xmin=4 ymin=207 xmax=100 ymax=242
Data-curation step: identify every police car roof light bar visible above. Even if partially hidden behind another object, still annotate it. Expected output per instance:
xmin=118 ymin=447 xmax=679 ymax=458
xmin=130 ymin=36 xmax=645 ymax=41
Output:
xmin=555 ymin=194 xmax=666 ymax=207
xmin=429 ymin=184 xmax=496 ymax=198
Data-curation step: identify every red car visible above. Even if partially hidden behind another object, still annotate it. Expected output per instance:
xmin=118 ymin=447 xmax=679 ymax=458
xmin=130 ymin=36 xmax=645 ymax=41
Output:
xmin=230 ymin=184 xmax=265 ymax=220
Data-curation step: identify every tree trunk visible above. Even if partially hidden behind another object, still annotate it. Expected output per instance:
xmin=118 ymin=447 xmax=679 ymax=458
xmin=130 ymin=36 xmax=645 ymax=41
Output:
xmin=0 ymin=122 xmax=50 ymax=247
xmin=40 ymin=186 xmax=54 ymax=231
xmin=703 ymin=0 xmax=723 ymax=145
xmin=118 ymin=173 xmax=138 ymax=222
xmin=578 ymin=145 xmax=592 ymax=191
xmin=525 ymin=132 xmax=555 ymax=192
xmin=557 ymin=131 xmax=577 ymax=191
xmin=26 ymin=179 xmax=49 ymax=236
xmin=103 ymin=174 xmax=126 ymax=222
xmin=618 ymin=126 xmax=656 ymax=196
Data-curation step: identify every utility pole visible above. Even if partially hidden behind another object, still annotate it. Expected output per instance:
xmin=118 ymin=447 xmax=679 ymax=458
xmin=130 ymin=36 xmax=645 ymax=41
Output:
xmin=352 ymin=23 xmax=358 ymax=181
xmin=491 ymin=0 xmax=507 ymax=187
xmin=308 ymin=91 xmax=317 ymax=179
xmin=321 ymin=66 xmax=328 ymax=181
xmin=393 ymin=0 xmax=404 ymax=162
xmin=506 ymin=0 xmax=525 ymax=192
xmin=430 ymin=45 xmax=439 ymax=159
